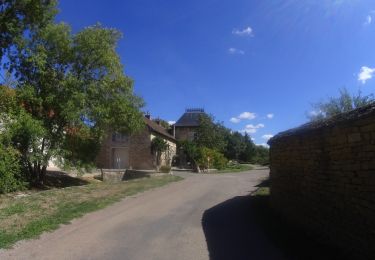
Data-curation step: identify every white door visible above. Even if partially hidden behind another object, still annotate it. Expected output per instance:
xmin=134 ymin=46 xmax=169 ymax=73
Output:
xmin=112 ymin=148 xmax=129 ymax=169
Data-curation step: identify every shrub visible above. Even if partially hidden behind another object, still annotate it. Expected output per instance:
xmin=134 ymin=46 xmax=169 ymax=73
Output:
xmin=212 ymin=151 xmax=228 ymax=170
xmin=0 ymin=146 xmax=25 ymax=193
xmin=160 ymin=165 xmax=171 ymax=173
xmin=197 ymin=147 xmax=227 ymax=170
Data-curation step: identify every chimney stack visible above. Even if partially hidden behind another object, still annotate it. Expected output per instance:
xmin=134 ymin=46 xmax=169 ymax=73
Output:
xmin=145 ymin=112 xmax=151 ymax=120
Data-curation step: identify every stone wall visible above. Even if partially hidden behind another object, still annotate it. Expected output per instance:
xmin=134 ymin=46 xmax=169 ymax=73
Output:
xmin=269 ymin=104 xmax=375 ymax=259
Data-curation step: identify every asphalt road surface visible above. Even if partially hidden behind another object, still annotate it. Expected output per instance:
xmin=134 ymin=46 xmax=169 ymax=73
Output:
xmin=0 ymin=168 xmax=286 ymax=260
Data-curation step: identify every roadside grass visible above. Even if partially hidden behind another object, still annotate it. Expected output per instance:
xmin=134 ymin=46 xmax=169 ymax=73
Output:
xmin=0 ymin=175 xmax=182 ymax=249
xmin=216 ymin=164 xmax=254 ymax=173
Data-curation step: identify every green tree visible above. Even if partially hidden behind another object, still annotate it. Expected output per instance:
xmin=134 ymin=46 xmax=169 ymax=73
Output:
xmin=309 ymin=88 xmax=374 ymax=121
xmin=195 ymin=114 xmax=227 ymax=152
xmin=0 ymin=0 xmax=57 ymax=57
xmin=238 ymin=133 xmax=256 ymax=162
xmin=252 ymin=145 xmax=269 ymax=165
xmin=225 ymin=131 xmax=247 ymax=160
xmin=153 ymin=118 xmax=170 ymax=129
xmin=151 ymin=137 xmax=169 ymax=171
xmin=179 ymin=140 xmax=201 ymax=172
xmin=1 ymin=20 xmax=144 ymax=184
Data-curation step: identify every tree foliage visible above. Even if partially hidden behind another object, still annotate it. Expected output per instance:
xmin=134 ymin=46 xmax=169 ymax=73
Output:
xmin=0 ymin=0 xmax=58 ymax=57
xmin=151 ymin=136 xmax=169 ymax=170
xmin=195 ymin=114 xmax=227 ymax=152
xmin=178 ymin=115 xmax=260 ymax=172
xmin=0 ymin=2 xmax=144 ymax=185
xmin=309 ymin=88 xmax=374 ymax=121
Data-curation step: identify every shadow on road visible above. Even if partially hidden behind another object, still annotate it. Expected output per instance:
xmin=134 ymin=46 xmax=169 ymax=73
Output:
xmin=202 ymin=194 xmax=348 ymax=260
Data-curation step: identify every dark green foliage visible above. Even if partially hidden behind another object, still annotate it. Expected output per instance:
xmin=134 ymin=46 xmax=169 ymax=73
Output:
xmin=225 ymin=131 xmax=246 ymax=159
xmin=60 ymin=126 xmax=101 ymax=172
xmin=0 ymin=145 xmax=25 ymax=193
xmin=252 ymin=145 xmax=269 ymax=165
xmin=195 ymin=114 xmax=227 ymax=152
xmin=0 ymin=0 xmax=58 ymax=57
xmin=153 ymin=118 xmax=170 ymax=129
xmin=309 ymin=88 xmax=374 ymax=121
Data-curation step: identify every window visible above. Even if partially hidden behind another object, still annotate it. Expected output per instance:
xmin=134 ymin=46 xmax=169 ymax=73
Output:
xmin=112 ymin=132 xmax=128 ymax=142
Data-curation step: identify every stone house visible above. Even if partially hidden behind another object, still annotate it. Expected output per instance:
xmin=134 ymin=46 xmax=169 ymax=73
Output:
xmin=174 ymin=108 xmax=206 ymax=141
xmin=96 ymin=115 xmax=176 ymax=170
xmin=173 ymin=108 xmax=207 ymax=167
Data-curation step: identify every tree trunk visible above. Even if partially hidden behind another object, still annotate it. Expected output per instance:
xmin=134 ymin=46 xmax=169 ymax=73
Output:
xmin=193 ymin=160 xmax=201 ymax=173
xmin=40 ymin=165 xmax=47 ymax=185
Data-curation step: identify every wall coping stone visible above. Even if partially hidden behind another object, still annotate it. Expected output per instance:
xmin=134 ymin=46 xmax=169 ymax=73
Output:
xmin=269 ymin=102 xmax=375 ymax=145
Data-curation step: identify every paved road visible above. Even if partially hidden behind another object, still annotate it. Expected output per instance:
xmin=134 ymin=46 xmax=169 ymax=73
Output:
xmin=0 ymin=169 xmax=286 ymax=260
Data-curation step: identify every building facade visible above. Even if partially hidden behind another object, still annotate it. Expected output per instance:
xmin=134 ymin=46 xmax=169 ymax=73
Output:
xmin=174 ymin=108 xmax=206 ymax=141
xmin=96 ymin=116 xmax=176 ymax=170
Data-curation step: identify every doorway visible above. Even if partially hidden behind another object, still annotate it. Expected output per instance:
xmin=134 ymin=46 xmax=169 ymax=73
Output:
xmin=112 ymin=148 xmax=129 ymax=169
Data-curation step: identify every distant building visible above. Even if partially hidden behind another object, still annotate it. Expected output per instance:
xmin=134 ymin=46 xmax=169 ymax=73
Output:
xmin=174 ymin=108 xmax=206 ymax=141
xmin=173 ymin=108 xmax=207 ymax=168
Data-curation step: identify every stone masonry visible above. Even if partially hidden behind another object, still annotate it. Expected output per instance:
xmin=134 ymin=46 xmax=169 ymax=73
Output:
xmin=268 ymin=104 xmax=375 ymax=259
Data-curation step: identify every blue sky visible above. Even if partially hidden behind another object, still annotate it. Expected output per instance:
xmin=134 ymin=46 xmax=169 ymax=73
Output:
xmin=56 ymin=0 xmax=375 ymax=145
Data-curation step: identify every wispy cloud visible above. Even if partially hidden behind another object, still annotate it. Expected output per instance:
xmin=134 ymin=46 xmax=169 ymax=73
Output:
xmin=262 ymin=134 xmax=274 ymax=140
xmin=232 ymin=26 xmax=253 ymax=36
xmin=168 ymin=121 xmax=176 ymax=125
xmin=230 ymin=117 xmax=241 ymax=123
xmin=241 ymin=123 xmax=265 ymax=134
xmin=358 ymin=66 xmax=375 ymax=84
xmin=230 ymin=112 xmax=256 ymax=123
xmin=266 ymin=113 xmax=274 ymax=119
xmin=364 ymin=15 xmax=372 ymax=26
xmin=228 ymin=47 xmax=245 ymax=55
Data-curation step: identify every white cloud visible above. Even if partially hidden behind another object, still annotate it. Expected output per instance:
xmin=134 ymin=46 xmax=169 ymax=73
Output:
xmin=364 ymin=15 xmax=372 ymax=26
xmin=241 ymin=123 xmax=265 ymax=134
xmin=238 ymin=112 xmax=256 ymax=120
xmin=266 ymin=113 xmax=274 ymax=119
xmin=228 ymin=48 xmax=245 ymax=55
xmin=358 ymin=66 xmax=375 ymax=84
xmin=230 ymin=117 xmax=241 ymax=123
xmin=241 ymin=129 xmax=257 ymax=134
xmin=168 ymin=121 xmax=176 ymax=125
xmin=232 ymin=26 xmax=253 ymax=36
xmin=262 ymin=134 xmax=274 ymax=140
xmin=229 ymin=112 xmax=256 ymax=123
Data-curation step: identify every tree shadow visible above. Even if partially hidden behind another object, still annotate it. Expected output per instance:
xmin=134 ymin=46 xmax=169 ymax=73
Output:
xmin=43 ymin=171 xmax=90 ymax=188
xmin=202 ymin=193 xmax=348 ymax=260
xmin=255 ymin=178 xmax=270 ymax=188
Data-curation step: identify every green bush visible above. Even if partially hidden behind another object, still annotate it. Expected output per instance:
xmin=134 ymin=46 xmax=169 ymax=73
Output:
xmin=0 ymin=146 xmax=25 ymax=193
xmin=160 ymin=165 xmax=171 ymax=173
xmin=197 ymin=147 xmax=227 ymax=170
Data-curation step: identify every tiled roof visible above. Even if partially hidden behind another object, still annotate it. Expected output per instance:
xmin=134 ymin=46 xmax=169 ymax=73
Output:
xmin=144 ymin=117 xmax=176 ymax=141
xmin=175 ymin=109 xmax=206 ymax=127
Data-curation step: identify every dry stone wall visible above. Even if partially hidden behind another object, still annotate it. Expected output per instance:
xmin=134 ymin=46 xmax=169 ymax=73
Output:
xmin=269 ymin=104 xmax=375 ymax=259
